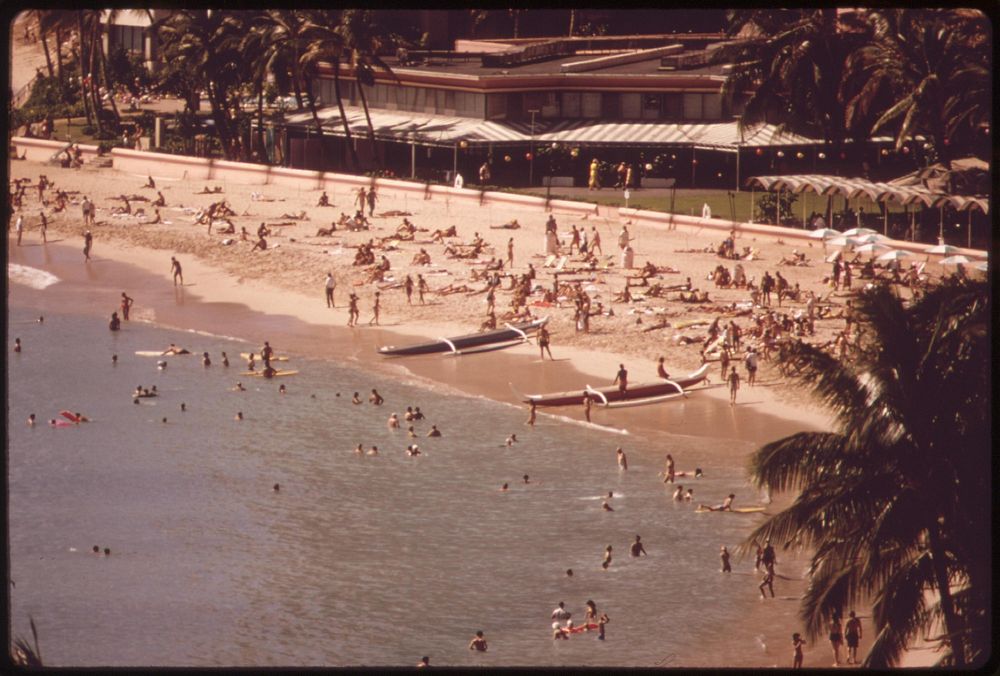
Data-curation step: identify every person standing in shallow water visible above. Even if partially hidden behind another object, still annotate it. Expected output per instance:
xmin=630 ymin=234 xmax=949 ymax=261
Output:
xmin=468 ymin=630 xmax=487 ymax=652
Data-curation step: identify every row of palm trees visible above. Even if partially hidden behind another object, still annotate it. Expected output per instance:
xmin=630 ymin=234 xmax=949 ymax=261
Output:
xmin=745 ymin=278 xmax=990 ymax=667
xmin=719 ymin=8 xmax=990 ymax=170
xmin=25 ymin=9 xmax=398 ymax=169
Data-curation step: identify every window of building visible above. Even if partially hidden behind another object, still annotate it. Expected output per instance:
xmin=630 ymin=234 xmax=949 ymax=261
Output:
xmin=642 ymin=93 xmax=661 ymax=120
xmin=683 ymin=92 xmax=703 ymax=119
xmin=702 ymin=93 xmax=722 ymax=120
xmin=601 ymin=93 xmax=619 ymax=119
xmin=620 ymin=93 xmax=641 ymax=119
xmin=663 ymin=93 xmax=683 ymax=120
xmin=111 ymin=25 xmax=144 ymax=54
xmin=581 ymin=92 xmax=601 ymax=118
xmin=541 ymin=91 xmax=559 ymax=118
xmin=561 ymin=92 xmax=581 ymax=118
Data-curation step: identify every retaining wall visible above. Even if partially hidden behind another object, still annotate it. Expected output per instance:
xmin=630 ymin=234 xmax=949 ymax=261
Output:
xmin=12 ymin=137 xmax=101 ymax=164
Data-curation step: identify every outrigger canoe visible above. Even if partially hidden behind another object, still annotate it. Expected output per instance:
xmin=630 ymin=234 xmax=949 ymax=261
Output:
xmin=514 ymin=363 xmax=710 ymax=408
xmin=378 ymin=317 xmax=548 ymax=357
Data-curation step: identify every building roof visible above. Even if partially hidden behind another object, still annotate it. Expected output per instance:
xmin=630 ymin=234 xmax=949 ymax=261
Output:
xmin=282 ymin=105 xmax=821 ymax=149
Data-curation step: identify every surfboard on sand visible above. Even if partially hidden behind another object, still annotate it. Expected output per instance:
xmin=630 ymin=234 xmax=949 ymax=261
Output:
xmin=242 ymin=370 xmax=299 ymax=378
xmin=695 ymin=506 xmax=766 ymax=514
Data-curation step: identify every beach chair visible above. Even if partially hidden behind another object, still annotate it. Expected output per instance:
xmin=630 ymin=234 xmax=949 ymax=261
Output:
xmin=542 ymin=255 xmax=557 ymax=268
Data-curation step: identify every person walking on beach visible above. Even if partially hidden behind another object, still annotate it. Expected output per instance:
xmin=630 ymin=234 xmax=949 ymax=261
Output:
xmin=468 ymin=630 xmax=488 ymax=652
xmin=366 ymin=187 xmax=378 ymax=217
xmin=356 ymin=187 xmax=367 ymax=212
xmin=844 ymin=611 xmax=862 ymax=665
xmin=404 ymin=274 xmax=414 ymax=304
xmin=727 ymin=365 xmax=740 ymax=404
xmin=325 ymin=272 xmax=336 ymax=308
xmin=39 ymin=210 xmax=47 ymax=243
xmin=347 ymin=293 xmax=359 ymax=326
xmin=663 ymin=453 xmax=675 ymax=483
xmin=15 ymin=212 xmax=24 ymax=245
xmin=745 ymin=348 xmax=758 ymax=386
xmin=792 ymin=633 xmax=805 ymax=669
xmin=83 ymin=230 xmax=93 ymax=260
xmin=120 ymin=292 xmax=134 ymax=320
xmin=590 ymin=227 xmax=602 ymax=256
xmin=761 ymin=538 xmax=777 ymax=573
xmin=525 ymin=401 xmax=537 ymax=427
xmin=368 ymin=291 xmax=381 ymax=325
xmin=507 ymin=237 xmax=514 ymax=268
xmin=417 ymin=274 xmax=429 ymax=304
xmin=538 ymin=325 xmax=553 ymax=360
xmin=759 ymin=567 xmax=776 ymax=598
xmin=582 ymin=392 xmax=592 ymax=422
xmin=828 ymin=613 xmax=844 ymax=666
xmin=613 ymin=363 xmax=628 ymax=393
xmin=171 ymin=256 xmax=183 ymax=285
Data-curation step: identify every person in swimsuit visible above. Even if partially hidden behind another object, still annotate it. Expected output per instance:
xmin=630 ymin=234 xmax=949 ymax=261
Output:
xmin=468 ymin=631 xmax=488 ymax=652
xmin=613 ymin=364 xmax=628 ymax=393
xmin=702 ymin=493 xmax=735 ymax=511
xmin=720 ymin=545 xmax=732 ymax=572
xmin=120 ymin=292 xmax=134 ymax=320
xmin=427 ymin=425 xmax=442 ymax=437
xmin=170 ymin=256 xmax=183 ymax=285
xmin=616 ymin=447 xmax=627 ymax=470
xmin=525 ymin=401 xmax=537 ymax=427
xmin=759 ymin=567 xmax=775 ymax=598
xmin=844 ymin=611 xmax=862 ymax=665
xmin=829 ymin=614 xmax=844 ymax=666
xmin=663 ymin=453 xmax=675 ymax=483
xmin=630 ymin=535 xmax=647 ymax=557
xmin=582 ymin=392 xmax=592 ymax=422
xmin=538 ymin=325 xmax=553 ymax=360
xmin=602 ymin=545 xmax=613 ymax=569
xmin=352 ymin=392 xmax=362 ymax=404
xmin=657 ymin=356 xmax=671 ymax=380
xmin=369 ymin=389 xmax=384 ymax=405
xmin=792 ymin=633 xmax=805 ymax=669
xmin=109 ymin=312 xmax=121 ymax=331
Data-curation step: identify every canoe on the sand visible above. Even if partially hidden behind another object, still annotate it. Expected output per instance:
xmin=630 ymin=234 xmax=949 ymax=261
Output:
xmin=378 ymin=317 xmax=548 ymax=356
xmin=514 ymin=363 xmax=710 ymax=408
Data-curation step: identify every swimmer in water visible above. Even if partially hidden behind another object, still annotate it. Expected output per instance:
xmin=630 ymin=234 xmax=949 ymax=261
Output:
xmin=404 ymin=407 xmax=414 ymax=421
xmin=112 ymin=354 xmax=118 ymax=364
xmin=673 ymin=485 xmax=685 ymax=501
xmin=162 ymin=343 xmax=189 ymax=355
xmin=602 ymin=545 xmax=613 ymax=569
xmin=616 ymin=447 xmax=628 ymax=470
xmin=566 ymin=569 xmax=574 ymax=577
xmin=354 ymin=444 xmax=364 ymax=454
xmin=407 ymin=425 xmax=417 ymax=438
xmin=27 ymin=414 xmax=36 ymax=426
xmin=407 ymin=445 xmax=421 ymax=456
xmin=14 ymin=338 xmax=22 ymax=352
xmin=367 ymin=446 xmax=379 ymax=456
xmin=369 ymin=389 xmax=385 ymax=405
xmin=162 ymin=417 xmax=168 ymax=424
xmin=235 ymin=411 xmax=244 ymax=421
xmin=233 ymin=382 xmax=246 ymax=392
xmin=523 ymin=474 xmax=531 ymax=484
xmin=352 ymin=392 xmax=362 ymax=404
xmin=277 ymin=384 xmax=286 ymax=394
xmin=505 ymin=433 xmax=518 ymax=446
xmin=181 ymin=403 xmax=186 ymax=412
xmin=221 ymin=352 xmax=230 ymax=367
xmin=104 ymin=548 xmax=111 ymax=556
xmin=427 ymin=425 xmax=442 ymax=437
xmin=92 ymin=545 xmax=100 ymax=554
xmin=388 ymin=413 xmax=400 ymax=429
xmin=468 ymin=631 xmax=488 ymax=652
xmin=273 ymin=483 xmax=280 ymax=492
xmin=413 ymin=407 xmax=425 ymax=420
xmin=701 ymin=493 xmax=735 ymax=512
xmin=157 ymin=360 xmax=167 ymax=370
xmin=601 ymin=500 xmax=614 ymax=512
xmin=500 ymin=483 xmax=509 ymax=492
xmin=630 ymin=535 xmax=647 ymax=557
xmin=685 ymin=489 xmax=694 ymax=501
xmin=202 ymin=352 xmax=211 ymax=366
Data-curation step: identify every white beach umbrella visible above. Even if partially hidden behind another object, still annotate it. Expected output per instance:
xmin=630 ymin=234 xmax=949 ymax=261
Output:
xmin=973 ymin=261 xmax=988 ymax=272
xmin=938 ymin=255 xmax=971 ymax=266
xmin=852 ymin=233 xmax=890 ymax=245
xmin=808 ymin=227 xmax=841 ymax=239
xmin=877 ymin=249 xmax=914 ymax=262
xmin=827 ymin=236 xmax=856 ymax=248
xmin=925 ymin=243 xmax=960 ymax=255
xmin=825 ymin=250 xmax=843 ymax=263
xmin=841 ymin=227 xmax=878 ymax=237
xmin=855 ymin=242 xmax=892 ymax=255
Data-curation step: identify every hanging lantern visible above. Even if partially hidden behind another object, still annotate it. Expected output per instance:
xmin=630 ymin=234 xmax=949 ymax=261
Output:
xmin=839 ymin=152 xmax=847 ymax=160
xmin=551 ymin=142 xmax=559 ymax=149
xmin=923 ymin=143 xmax=932 ymax=150
xmin=691 ymin=158 xmax=698 ymax=165
xmin=795 ymin=151 xmax=805 ymax=159
xmin=943 ymin=138 xmax=950 ymax=146
xmin=902 ymin=146 xmax=910 ymax=154
xmin=755 ymin=148 xmax=764 ymax=156
xmin=644 ymin=163 xmax=653 ymax=171
xmin=459 ymin=140 xmax=469 ymax=149
xmin=776 ymin=150 xmax=785 ymax=158
xmin=817 ymin=152 xmax=826 ymax=160
xmin=880 ymin=148 xmax=889 ymax=156
xmin=716 ymin=172 xmax=723 ymax=178
xmin=525 ymin=152 xmax=533 ymax=161
xmin=504 ymin=154 xmax=512 ymax=163
xmin=570 ymin=147 xmax=580 ymax=158
xmin=670 ymin=154 xmax=677 ymax=160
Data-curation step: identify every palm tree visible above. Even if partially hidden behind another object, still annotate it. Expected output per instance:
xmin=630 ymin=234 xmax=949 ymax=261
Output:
xmin=300 ymin=11 xmax=359 ymax=171
xmin=743 ymin=279 xmax=989 ymax=667
xmin=841 ymin=8 xmax=990 ymax=168
xmin=717 ymin=9 xmax=871 ymax=145
xmin=338 ymin=9 xmax=400 ymax=169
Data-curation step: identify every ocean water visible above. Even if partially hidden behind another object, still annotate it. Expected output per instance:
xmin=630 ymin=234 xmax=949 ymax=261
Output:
xmin=8 ymin=283 xmax=808 ymax=667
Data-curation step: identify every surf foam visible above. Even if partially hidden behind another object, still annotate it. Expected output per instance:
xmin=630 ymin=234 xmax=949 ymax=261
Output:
xmin=8 ymin=264 xmax=60 ymax=290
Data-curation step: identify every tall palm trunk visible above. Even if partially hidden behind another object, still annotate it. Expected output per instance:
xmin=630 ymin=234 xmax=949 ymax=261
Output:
xmin=927 ymin=527 xmax=966 ymax=666
xmin=54 ymin=26 xmax=65 ymax=88
xmin=256 ymin=88 xmax=267 ymax=162
xmin=355 ymin=76 xmax=380 ymax=169
xmin=331 ymin=57 xmax=359 ymax=171
xmin=76 ymin=14 xmax=93 ymax=126
xmin=568 ymin=10 xmax=576 ymax=37
xmin=39 ymin=30 xmax=55 ymax=78
xmin=93 ymin=23 xmax=120 ymax=125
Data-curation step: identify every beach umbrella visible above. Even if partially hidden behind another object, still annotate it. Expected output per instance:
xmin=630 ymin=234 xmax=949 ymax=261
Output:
xmin=841 ymin=227 xmax=878 ymax=237
xmin=925 ymin=243 xmax=960 ymax=255
xmin=973 ymin=261 xmax=988 ymax=272
xmin=808 ymin=227 xmax=841 ymax=239
xmin=938 ymin=255 xmax=971 ymax=266
xmin=825 ymin=251 xmax=843 ymax=263
xmin=855 ymin=242 xmax=892 ymax=255
xmin=852 ymin=233 xmax=890 ymax=245
xmin=877 ymin=249 xmax=913 ymax=262
xmin=827 ymin=235 xmax=856 ymax=248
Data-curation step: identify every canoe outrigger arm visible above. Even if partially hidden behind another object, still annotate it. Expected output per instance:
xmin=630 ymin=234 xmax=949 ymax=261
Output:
xmin=664 ymin=379 xmax=688 ymax=397
xmin=438 ymin=337 xmax=458 ymax=353
xmin=503 ymin=323 xmax=531 ymax=343
xmin=585 ymin=386 xmax=610 ymax=406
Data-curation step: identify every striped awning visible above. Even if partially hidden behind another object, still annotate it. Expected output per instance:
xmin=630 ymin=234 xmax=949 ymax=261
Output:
xmin=749 ymin=174 xmax=989 ymax=214
xmin=282 ymin=105 xmax=823 ymax=149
